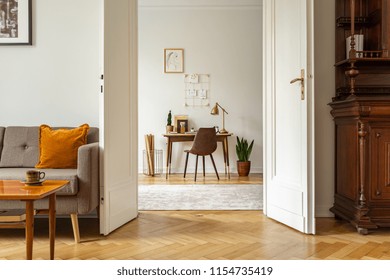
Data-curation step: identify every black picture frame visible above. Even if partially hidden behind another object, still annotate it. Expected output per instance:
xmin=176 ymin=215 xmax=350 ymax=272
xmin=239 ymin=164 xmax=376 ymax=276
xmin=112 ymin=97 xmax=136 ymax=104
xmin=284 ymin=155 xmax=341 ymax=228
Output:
xmin=176 ymin=119 xmax=188 ymax=133
xmin=0 ymin=0 xmax=32 ymax=45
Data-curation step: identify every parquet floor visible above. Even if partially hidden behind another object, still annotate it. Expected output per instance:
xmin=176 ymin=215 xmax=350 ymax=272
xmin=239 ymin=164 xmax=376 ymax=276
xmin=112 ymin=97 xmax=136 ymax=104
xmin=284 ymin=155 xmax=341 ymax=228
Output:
xmin=1 ymin=173 xmax=390 ymax=260
xmin=1 ymin=211 xmax=390 ymax=260
xmin=139 ymin=172 xmax=263 ymax=185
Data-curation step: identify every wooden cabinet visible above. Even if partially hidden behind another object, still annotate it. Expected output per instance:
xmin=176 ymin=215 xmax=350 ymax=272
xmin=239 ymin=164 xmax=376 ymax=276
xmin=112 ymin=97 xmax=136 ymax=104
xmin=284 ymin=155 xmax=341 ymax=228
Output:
xmin=335 ymin=0 xmax=390 ymax=100
xmin=330 ymin=96 xmax=390 ymax=234
xmin=330 ymin=0 xmax=390 ymax=234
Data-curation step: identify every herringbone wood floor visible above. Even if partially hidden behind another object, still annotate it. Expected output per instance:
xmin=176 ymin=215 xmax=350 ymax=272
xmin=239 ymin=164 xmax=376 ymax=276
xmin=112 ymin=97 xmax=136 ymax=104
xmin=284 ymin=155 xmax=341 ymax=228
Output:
xmin=139 ymin=172 xmax=263 ymax=185
xmin=2 ymin=173 xmax=390 ymax=260
xmin=1 ymin=211 xmax=390 ymax=260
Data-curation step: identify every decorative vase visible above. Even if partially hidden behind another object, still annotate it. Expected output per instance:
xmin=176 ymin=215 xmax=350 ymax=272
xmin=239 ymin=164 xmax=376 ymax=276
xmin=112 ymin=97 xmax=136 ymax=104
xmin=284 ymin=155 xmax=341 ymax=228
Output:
xmin=237 ymin=161 xmax=251 ymax=176
xmin=166 ymin=125 xmax=173 ymax=134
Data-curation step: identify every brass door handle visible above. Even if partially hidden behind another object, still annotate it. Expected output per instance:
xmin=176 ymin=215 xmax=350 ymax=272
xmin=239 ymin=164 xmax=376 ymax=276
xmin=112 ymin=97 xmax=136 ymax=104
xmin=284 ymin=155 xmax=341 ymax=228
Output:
xmin=290 ymin=77 xmax=303 ymax=84
xmin=290 ymin=69 xmax=305 ymax=100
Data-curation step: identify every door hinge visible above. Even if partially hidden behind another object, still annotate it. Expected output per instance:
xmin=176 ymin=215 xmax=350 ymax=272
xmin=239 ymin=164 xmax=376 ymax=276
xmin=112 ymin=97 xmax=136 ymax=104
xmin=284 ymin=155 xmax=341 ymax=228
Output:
xmin=100 ymin=74 xmax=104 ymax=94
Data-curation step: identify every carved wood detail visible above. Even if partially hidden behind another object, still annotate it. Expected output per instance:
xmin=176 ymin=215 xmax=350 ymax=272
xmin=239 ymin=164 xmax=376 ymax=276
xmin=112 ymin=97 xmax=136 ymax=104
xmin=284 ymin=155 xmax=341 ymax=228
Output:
xmin=358 ymin=121 xmax=367 ymax=207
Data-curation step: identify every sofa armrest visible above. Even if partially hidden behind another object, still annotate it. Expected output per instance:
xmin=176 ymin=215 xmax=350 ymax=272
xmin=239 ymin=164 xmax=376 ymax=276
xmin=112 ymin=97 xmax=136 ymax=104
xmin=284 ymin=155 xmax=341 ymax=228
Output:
xmin=77 ymin=142 xmax=99 ymax=214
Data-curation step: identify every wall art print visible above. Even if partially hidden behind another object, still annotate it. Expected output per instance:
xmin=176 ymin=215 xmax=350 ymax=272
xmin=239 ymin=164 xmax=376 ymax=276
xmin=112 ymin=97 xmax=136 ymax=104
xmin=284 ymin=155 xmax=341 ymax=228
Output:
xmin=0 ymin=0 xmax=32 ymax=45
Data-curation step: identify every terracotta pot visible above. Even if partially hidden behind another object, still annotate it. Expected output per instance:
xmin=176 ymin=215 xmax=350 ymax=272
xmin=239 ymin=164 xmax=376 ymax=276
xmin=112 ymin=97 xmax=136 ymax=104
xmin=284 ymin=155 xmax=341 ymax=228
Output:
xmin=166 ymin=125 xmax=173 ymax=134
xmin=237 ymin=161 xmax=251 ymax=176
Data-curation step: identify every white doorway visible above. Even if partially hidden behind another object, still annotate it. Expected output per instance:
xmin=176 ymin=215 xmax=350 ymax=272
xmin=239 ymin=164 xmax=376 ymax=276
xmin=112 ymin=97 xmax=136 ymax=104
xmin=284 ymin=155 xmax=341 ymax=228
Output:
xmin=101 ymin=2 xmax=320 ymax=235
xmin=137 ymin=0 xmax=263 ymax=187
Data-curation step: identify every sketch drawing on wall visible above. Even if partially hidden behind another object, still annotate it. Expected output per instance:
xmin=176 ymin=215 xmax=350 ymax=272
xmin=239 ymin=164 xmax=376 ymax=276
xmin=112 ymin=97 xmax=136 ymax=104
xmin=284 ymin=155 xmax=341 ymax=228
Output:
xmin=164 ymin=48 xmax=184 ymax=73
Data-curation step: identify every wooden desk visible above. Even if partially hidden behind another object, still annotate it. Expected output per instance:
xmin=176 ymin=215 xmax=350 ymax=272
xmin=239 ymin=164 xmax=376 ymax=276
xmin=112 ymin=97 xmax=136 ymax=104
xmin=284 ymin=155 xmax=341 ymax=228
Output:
xmin=0 ymin=180 xmax=68 ymax=260
xmin=163 ymin=133 xmax=233 ymax=179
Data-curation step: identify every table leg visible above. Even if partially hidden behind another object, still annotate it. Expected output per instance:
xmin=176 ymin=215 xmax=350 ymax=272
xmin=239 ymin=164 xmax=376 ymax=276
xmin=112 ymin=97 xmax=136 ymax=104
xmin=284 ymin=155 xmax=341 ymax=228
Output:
xmin=49 ymin=193 xmax=56 ymax=260
xmin=166 ymin=138 xmax=171 ymax=179
xmin=169 ymin=141 xmax=173 ymax=175
xmin=25 ymin=200 xmax=34 ymax=260
xmin=224 ymin=137 xmax=231 ymax=179
xmin=222 ymin=141 xmax=227 ymax=175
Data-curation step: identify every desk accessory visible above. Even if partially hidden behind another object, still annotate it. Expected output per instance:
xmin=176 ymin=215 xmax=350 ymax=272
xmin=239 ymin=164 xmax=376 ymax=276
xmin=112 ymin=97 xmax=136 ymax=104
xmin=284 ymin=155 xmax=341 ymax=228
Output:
xmin=211 ymin=102 xmax=229 ymax=134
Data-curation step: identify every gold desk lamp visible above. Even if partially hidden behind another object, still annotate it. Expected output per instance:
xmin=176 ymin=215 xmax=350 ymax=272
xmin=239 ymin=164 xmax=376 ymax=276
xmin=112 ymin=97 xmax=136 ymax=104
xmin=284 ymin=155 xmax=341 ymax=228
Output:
xmin=210 ymin=102 xmax=229 ymax=134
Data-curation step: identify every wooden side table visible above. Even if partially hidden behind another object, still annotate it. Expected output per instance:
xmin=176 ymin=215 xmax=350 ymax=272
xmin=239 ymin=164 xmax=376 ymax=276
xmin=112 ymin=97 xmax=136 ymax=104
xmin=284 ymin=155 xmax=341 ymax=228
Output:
xmin=0 ymin=180 xmax=68 ymax=260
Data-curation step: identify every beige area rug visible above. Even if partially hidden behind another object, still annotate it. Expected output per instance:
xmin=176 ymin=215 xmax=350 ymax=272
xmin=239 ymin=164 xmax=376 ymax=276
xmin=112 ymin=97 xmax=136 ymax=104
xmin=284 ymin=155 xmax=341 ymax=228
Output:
xmin=138 ymin=184 xmax=263 ymax=210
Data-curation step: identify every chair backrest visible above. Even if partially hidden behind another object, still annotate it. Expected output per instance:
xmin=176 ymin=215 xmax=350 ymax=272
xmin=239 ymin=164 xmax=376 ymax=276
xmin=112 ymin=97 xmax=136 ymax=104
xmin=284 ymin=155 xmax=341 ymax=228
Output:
xmin=189 ymin=127 xmax=217 ymax=155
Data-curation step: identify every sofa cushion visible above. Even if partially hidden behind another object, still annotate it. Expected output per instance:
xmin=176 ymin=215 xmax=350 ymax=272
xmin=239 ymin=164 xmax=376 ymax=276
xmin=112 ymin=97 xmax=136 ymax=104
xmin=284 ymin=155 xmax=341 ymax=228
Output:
xmin=35 ymin=124 xmax=89 ymax=169
xmin=0 ymin=168 xmax=78 ymax=196
xmin=0 ymin=127 xmax=39 ymax=168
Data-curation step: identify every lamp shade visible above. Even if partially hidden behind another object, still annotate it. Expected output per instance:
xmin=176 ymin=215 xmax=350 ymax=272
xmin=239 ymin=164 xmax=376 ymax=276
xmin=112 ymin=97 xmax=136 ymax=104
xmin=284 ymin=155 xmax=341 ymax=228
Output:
xmin=210 ymin=102 xmax=228 ymax=134
xmin=210 ymin=103 xmax=219 ymax=115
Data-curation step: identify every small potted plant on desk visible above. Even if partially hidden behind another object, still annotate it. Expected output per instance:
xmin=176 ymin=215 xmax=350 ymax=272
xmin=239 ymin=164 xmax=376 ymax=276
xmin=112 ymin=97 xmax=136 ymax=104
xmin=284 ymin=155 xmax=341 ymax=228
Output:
xmin=166 ymin=110 xmax=173 ymax=133
xmin=236 ymin=136 xmax=254 ymax=176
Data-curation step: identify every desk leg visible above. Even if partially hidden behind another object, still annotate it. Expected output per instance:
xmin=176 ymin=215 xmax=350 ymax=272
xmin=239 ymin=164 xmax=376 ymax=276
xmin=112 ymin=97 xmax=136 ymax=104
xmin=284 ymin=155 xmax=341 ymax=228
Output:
xmin=224 ymin=137 xmax=231 ymax=179
xmin=222 ymin=141 xmax=227 ymax=175
xmin=49 ymin=193 xmax=56 ymax=260
xmin=166 ymin=138 xmax=171 ymax=179
xmin=25 ymin=200 xmax=34 ymax=260
xmin=169 ymin=141 xmax=173 ymax=175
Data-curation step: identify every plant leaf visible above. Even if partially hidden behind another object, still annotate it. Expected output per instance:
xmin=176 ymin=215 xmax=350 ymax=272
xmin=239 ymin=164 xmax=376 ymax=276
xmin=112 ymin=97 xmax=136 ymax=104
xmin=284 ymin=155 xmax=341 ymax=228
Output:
xmin=235 ymin=136 xmax=254 ymax=162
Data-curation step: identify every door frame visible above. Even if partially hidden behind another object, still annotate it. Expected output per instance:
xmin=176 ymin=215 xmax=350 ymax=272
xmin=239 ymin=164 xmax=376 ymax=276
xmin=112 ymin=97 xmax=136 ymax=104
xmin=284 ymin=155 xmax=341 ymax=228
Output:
xmin=100 ymin=0 xmax=315 ymax=233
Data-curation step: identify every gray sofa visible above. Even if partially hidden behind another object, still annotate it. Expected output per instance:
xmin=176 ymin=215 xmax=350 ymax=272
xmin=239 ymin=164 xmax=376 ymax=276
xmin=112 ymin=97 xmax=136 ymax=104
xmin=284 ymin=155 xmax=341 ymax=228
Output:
xmin=0 ymin=126 xmax=99 ymax=243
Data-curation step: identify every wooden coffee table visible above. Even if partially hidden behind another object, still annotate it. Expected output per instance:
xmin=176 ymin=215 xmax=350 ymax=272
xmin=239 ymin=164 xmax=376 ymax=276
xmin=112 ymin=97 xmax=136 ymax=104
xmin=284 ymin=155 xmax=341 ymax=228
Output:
xmin=0 ymin=180 xmax=69 ymax=260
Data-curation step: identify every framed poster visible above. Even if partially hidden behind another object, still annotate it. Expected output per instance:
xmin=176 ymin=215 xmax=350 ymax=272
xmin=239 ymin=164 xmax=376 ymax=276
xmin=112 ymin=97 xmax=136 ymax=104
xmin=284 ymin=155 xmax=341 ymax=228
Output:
xmin=0 ymin=0 xmax=32 ymax=45
xmin=164 ymin=48 xmax=184 ymax=73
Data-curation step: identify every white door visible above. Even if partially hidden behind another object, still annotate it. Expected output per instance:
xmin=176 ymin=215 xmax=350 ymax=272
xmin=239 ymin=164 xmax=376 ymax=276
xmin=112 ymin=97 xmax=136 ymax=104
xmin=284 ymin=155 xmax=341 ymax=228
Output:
xmin=263 ymin=0 xmax=315 ymax=234
xmin=99 ymin=0 xmax=138 ymax=235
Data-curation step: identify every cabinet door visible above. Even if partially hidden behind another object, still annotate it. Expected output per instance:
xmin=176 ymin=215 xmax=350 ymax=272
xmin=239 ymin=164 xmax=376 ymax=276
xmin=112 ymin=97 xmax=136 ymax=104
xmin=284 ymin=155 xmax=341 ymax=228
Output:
xmin=370 ymin=127 xmax=390 ymax=200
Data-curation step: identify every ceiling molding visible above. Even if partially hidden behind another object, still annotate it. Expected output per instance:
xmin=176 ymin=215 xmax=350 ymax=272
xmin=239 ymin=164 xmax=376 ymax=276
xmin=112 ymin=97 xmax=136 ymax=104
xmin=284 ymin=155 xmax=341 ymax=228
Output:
xmin=138 ymin=0 xmax=262 ymax=9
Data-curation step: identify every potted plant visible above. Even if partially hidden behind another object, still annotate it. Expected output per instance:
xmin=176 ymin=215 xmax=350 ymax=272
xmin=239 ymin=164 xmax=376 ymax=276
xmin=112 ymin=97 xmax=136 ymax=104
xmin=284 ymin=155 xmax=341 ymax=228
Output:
xmin=166 ymin=110 xmax=173 ymax=133
xmin=236 ymin=136 xmax=254 ymax=176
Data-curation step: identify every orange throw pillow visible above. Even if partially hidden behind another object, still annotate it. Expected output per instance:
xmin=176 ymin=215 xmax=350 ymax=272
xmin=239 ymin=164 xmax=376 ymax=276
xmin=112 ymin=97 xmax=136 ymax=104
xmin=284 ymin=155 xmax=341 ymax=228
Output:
xmin=35 ymin=124 xmax=90 ymax=169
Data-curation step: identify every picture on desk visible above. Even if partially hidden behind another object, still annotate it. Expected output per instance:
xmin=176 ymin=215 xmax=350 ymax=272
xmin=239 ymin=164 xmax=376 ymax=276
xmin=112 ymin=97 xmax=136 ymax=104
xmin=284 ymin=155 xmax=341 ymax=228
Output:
xmin=175 ymin=120 xmax=188 ymax=133
xmin=173 ymin=115 xmax=189 ymax=133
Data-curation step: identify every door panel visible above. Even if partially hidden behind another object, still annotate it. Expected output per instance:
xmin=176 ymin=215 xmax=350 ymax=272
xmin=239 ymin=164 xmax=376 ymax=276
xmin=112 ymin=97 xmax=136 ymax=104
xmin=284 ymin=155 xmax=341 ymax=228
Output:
xmin=100 ymin=0 xmax=138 ymax=235
xmin=371 ymin=127 xmax=390 ymax=200
xmin=263 ymin=0 xmax=315 ymax=234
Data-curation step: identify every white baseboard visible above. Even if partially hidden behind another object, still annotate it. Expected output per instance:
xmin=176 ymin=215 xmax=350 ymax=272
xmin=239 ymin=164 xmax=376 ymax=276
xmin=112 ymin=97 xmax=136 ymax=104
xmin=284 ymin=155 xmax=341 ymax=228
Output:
xmin=139 ymin=166 xmax=263 ymax=175
xmin=139 ymin=0 xmax=262 ymax=8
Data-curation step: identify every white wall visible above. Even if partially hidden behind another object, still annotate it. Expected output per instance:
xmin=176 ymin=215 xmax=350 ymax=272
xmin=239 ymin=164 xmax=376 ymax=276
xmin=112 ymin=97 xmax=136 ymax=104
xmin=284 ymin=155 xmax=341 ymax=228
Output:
xmin=138 ymin=0 xmax=262 ymax=174
xmin=0 ymin=0 xmax=100 ymax=127
xmin=314 ymin=0 xmax=335 ymax=217
xmin=0 ymin=0 xmax=335 ymax=215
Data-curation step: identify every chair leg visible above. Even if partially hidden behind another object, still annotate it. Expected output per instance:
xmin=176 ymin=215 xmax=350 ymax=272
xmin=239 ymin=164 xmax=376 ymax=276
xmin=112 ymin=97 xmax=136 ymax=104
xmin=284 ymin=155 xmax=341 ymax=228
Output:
xmin=194 ymin=155 xmax=199 ymax=182
xmin=210 ymin=154 xmax=219 ymax=180
xmin=203 ymin=156 xmax=205 ymax=177
xmin=70 ymin=213 xmax=81 ymax=243
xmin=184 ymin=152 xmax=189 ymax=178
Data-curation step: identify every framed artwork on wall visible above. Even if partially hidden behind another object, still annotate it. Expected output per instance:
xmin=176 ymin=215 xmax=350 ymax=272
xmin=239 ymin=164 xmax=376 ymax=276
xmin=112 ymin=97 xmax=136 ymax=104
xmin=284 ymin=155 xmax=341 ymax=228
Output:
xmin=164 ymin=48 xmax=184 ymax=73
xmin=0 ymin=0 xmax=32 ymax=45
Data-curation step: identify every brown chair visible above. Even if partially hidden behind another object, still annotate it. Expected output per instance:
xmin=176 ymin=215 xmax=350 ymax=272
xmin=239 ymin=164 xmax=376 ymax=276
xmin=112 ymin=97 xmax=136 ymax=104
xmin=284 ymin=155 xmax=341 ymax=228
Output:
xmin=184 ymin=127 xmax=220 ymax=181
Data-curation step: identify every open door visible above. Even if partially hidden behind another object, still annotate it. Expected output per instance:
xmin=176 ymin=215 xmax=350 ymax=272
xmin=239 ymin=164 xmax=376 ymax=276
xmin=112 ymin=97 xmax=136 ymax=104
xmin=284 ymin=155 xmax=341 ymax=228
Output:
xmin=263 ymin=0 xmax=315 ymax=234
xmin=99 ymin=0 xmax=138 ymax=235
